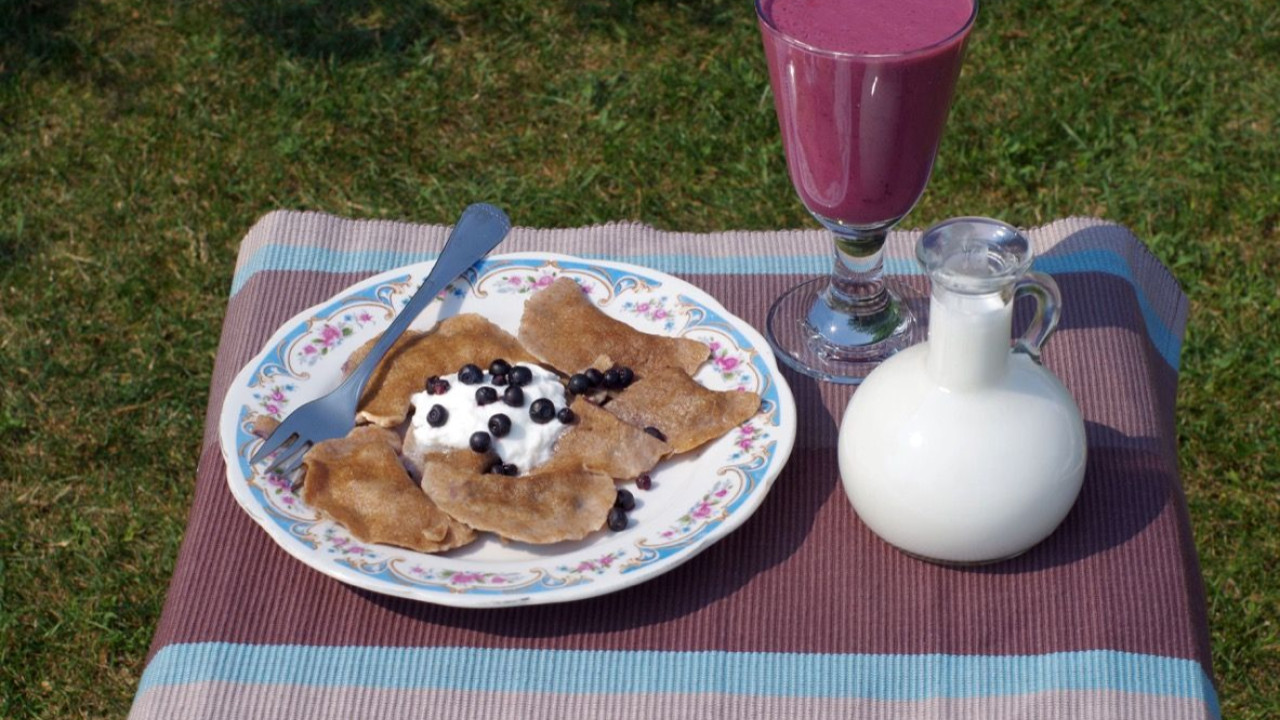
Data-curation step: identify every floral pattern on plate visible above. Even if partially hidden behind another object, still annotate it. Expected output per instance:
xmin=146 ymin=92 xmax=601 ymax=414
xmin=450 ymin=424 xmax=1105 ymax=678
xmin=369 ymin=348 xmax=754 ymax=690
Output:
xmin=296 ymin=310 xmax=378 ymax=366
xmin=220 ymin=253 xmax=796 ymax=608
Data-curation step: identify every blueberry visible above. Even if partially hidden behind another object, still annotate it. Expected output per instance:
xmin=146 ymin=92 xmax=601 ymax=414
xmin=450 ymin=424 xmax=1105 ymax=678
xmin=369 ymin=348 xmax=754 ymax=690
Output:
xmin=491 ymin=373 xmax=509 ymax=386
xmin=458 ymin=363 xmax=484 ymax=385
xmin=426 ymin=376 xmax=450 ymax=395
xmin=617 ymin=366 xmax=635 ymax=387
xmin=499 ymin=463 xmax=519 ymax=476
xmin=603 ymin=368 xmax=623 ymax=389
xmin=643 ymin=426 xmax=667 ymax=442
xmin=607 ymin=506 xmax=628 ymax=532
xmin=509 ymin=365 xmax=533 ymax=387
xmin=529 ymin=398 xmax=555 ymax=423
xmin=426 ymin=404 xmax=448 ymax=427
xmin=475 ymin=386 xmax=498 ymax=406
xmin=556 ymin=407 xmax=576 ymax=424
xmin=635 ymin=473 xmax=652 ymax=491
xmin=488 ymin=413 xmax=512 ymax=437
xmin=489 ymin=359 xmax=512 ymax=376
xmin=469 ymin=431 xmax=491 ymax=453
xmin=615 ymin=489 xmax=635 ymax=512
xmin=583 ymin=368 xmax=604 ymax=387
xmin=502 ymin=385 xmax=524 ymax=407
xmin=567 ymin=373 xmax=592 ymax=395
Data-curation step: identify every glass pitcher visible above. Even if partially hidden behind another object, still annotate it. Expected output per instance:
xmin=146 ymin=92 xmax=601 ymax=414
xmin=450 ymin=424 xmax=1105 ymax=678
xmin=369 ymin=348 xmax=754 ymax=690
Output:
xmin=837 ymin=217 xmax=1087 ymax=564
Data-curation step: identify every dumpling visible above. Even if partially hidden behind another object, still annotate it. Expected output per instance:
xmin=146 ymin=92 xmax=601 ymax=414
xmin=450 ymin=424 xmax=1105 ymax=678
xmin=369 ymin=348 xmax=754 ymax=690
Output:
xmin=518 ymin=277 xmax=708 ymax=375
xmin=344 ymin=313 xmax=538 ymax=427
xmin=603 ymin=365 xmax=761 ymax=454
xmin=301 ymin=425 xmax=475 ymax=553
xmin=552 ymin=397 xmax=670 ymax=478
xmin=420 ymin=454 xmax=616 ymax=544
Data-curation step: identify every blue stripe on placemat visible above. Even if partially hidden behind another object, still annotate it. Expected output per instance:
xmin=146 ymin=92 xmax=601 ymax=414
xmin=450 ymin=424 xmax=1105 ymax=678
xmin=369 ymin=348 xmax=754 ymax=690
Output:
xmin=137 ymin=643 xmax=1218 ymax=712
xmin=229 ymin=244 xmax=1183 ymax=369
xmin=228 ymin=245 xmax=835 ymax=294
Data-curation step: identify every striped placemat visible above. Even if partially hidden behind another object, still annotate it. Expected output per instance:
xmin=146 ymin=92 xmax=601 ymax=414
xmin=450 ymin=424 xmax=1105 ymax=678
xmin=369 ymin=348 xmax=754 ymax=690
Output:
xmin=130 ymin=211 xmax=1216 ymax=719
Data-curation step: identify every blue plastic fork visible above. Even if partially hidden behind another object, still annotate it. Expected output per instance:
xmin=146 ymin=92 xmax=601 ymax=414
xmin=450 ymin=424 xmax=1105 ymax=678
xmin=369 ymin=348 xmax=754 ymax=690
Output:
xmin=249 ymin=203 xmax=512 ymax=475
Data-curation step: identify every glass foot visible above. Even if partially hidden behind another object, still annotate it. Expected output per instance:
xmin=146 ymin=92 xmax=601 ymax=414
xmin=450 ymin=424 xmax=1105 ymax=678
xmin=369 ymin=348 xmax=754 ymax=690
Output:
xmin=766 ymin=277 xmax=916 ymax=384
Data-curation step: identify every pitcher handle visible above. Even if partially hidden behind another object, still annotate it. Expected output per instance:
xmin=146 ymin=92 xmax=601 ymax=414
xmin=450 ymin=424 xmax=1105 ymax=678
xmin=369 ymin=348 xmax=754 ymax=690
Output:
xmin=1012 ymin=271 xmax=1062 ymax=363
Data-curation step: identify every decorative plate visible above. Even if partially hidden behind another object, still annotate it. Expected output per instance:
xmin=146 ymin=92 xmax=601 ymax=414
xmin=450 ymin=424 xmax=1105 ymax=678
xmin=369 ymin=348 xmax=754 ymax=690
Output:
xmin=219 ymin=253 xmax=797 ymax=607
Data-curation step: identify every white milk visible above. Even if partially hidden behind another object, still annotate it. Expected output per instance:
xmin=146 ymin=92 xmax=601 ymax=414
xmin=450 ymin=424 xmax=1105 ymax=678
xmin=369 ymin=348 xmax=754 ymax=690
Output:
xmin=837 ymin=284 xmax=1085 ymax=564
xmin=924 ymin=288 xmax=1012 ymax=391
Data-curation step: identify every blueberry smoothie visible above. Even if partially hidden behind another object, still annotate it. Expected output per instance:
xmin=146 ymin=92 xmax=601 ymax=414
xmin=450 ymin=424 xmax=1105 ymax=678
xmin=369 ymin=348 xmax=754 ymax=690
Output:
xmin=758 ymin=0 xmax=975 ymax=228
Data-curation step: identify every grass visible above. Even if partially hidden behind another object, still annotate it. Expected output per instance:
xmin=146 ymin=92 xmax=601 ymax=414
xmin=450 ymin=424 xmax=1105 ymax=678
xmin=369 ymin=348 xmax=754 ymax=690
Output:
xmin=1 ymin=0 xmax=1277 ymax=716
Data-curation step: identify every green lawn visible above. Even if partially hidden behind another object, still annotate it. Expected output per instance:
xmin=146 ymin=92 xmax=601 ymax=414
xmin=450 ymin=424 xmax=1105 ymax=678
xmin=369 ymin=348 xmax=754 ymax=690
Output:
xmin=2 ymin=0 xmax=1277 ymax=716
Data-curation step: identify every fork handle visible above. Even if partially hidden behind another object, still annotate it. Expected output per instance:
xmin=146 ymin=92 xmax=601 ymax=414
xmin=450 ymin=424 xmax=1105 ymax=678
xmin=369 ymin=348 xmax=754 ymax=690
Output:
xmin=339 ymin=204 xmax=512 ymax=399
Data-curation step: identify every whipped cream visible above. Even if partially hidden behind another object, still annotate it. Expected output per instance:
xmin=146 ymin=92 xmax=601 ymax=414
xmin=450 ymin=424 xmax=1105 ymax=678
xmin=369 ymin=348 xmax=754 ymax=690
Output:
xmin=405 ymin=364 xmax=570 ymax=474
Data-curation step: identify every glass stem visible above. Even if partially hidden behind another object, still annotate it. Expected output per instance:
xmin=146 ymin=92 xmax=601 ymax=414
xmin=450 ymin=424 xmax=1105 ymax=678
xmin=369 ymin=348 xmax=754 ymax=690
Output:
xmin=827 ymin=232 xmax=891 ymax=314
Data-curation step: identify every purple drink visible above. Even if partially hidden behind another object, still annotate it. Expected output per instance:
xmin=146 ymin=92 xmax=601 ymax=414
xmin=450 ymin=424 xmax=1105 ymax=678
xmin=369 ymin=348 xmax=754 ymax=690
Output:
xmin=758 ymin=0 xmax=975 ymax=227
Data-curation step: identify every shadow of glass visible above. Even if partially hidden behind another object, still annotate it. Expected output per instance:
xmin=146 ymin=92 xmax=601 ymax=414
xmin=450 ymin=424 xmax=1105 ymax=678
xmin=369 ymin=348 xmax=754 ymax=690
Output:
xmin=356 ymin=365 xmax=836 ymax=632
xmin=224 ymin=0 xmax=456 ymax=63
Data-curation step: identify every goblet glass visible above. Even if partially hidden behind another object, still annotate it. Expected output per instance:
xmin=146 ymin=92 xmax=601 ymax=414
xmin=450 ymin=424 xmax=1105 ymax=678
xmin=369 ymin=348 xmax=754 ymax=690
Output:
xmin=756 ymin=0 xmax=977 ymax=383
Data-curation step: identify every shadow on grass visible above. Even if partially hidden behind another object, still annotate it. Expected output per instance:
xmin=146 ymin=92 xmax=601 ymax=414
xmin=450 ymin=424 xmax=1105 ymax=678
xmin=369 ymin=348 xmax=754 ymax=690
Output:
xmin=568 ymin=0 xmax=739 ymax=31
xmin=0 ymin=224 xmax=28 ymax=271
xmin=0 ymin=0 xmax=80 ymax=79
xmin=224 ymin=0 xmax=456 ymax=63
